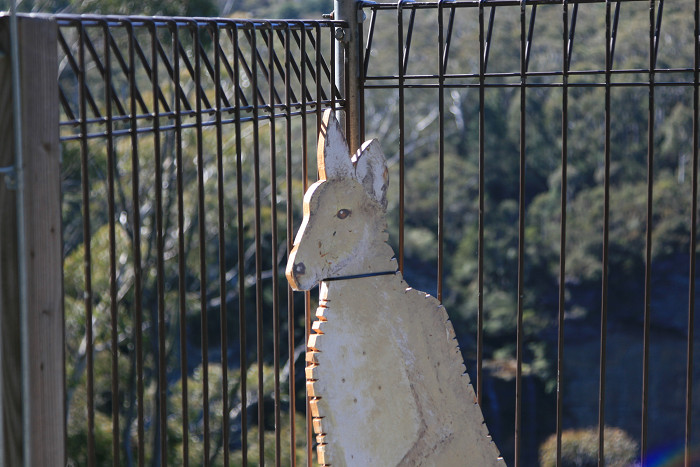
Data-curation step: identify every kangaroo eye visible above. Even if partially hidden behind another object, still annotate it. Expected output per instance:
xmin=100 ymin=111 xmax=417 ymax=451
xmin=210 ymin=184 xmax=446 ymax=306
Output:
xmin=337 ymin=209 xmax=351 ymax=219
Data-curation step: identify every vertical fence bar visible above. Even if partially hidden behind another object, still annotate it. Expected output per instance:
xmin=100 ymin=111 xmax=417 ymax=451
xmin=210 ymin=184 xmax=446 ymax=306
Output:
xmin=14 ymin=10 xmax=28 ymax=466
xmin=1 ymin=48 xmax=4 ymax=459
xmin=78 ymin=22 xmax=97 ymax=467
xmin=334 ymin=0 xmax=360 ymax=152
xmin=213 ymin=22 xmax=230 ymax=467
xmin=331 ymin=21 xmax=337 ymax=114
xmin=299 ymin=22 xmax=313 ymax=467
xmin=687 ymin=3 xmax=700 ymax=465
xmin=192 ymin=21 xmax=211 ymax=466
xmin=362 ymin=6 xmax=375 ymax=78
xmin=150 ymin=21 xmax=168 ymax=466
xmin=173 ymin=22 xmax=190 ymax=467
xmin=484 ymin=6 xmax=495 ymax=75
xmin=0 ymin=14 xmax=63 ymax=467
xmin=477 ymin=0 xmax=486 ymax=408
xmin=397 ymin=1 xmax=406 ymax=274
xmin=0 ymin=13 xmax=10 ymax=466
xmin=315 ymin=24 xmax=323 ymax=140
xmin=284 ymin=24 xmax=297 ymax=467
xmin=155 ymin=30 xmax=167 ymax=466
xmin=357 ymin=10 xmax=364 ymax=142
xmin=250 ymin=24 xmax=266 ymax=466
xmin=312 ymin=23 xmax=324 ymax=460
xmin=103 ymin=20 xmax=120 ymax=467
xmin=437 ymin=0 xmax=445 ymax=302
xmin=557 ymin=2 xmax=570 ymax=466
xmin=232 ymin=23 xmax=249 ymax=467
xmin=313 ymin=23 xmax=326 ymax=465
xmin=268 ymin=24 xmax=282 ymax=467
xmin=125 ymin=20 xmax=146 ymax=467
xmin=514 ymin=1 xmax=527 ymax=465
xmin=641 ymin=1 xmax=656 ymax=463
xmin=301 ymin=25 xmax=309 ymax=197
xmin=599 ymin=2 xmax=613 ymax=465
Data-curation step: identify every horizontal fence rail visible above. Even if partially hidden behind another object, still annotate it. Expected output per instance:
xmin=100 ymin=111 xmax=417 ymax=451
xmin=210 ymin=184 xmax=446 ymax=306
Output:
xmin=358 ymin=0 xmax=699 ymax=466
xmin=57 ymin=14 xmax=345 ymax=466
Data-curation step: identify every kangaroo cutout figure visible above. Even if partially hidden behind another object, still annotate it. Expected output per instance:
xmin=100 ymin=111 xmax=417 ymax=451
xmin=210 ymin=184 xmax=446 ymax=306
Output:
xmin=286 ymin=110 xmax=505 ymax=467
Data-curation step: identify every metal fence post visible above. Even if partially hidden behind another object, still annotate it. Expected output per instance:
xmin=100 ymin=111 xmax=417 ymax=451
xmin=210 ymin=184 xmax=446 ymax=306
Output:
xmin=0 ymin=14 xmax=64 ymax=467
xmin=334 ymin=0 xmax=362 ymax=152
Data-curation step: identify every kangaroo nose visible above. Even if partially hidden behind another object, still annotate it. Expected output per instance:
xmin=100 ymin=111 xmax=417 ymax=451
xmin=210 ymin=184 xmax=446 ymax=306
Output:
xmin=293 ymin=262 xmax=306 ymax=276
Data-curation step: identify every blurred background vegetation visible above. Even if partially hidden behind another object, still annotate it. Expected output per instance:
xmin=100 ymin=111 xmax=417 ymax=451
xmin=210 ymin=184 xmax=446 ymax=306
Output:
xmin=5 ymin=0 xmax=700 ymax=464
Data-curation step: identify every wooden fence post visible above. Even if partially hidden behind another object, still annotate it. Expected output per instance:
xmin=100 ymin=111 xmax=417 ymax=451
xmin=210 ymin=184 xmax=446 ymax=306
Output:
xmin=0 ymin=14 xmax=64 ymax=467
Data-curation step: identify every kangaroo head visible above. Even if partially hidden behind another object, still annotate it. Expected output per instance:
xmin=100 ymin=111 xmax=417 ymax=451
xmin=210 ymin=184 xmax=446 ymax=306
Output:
xmin=286 ymin=110 xmax=393 ymax=291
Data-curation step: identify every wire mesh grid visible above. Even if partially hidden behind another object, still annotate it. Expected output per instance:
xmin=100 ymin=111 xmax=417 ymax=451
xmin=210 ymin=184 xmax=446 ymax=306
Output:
xmin=58 ymin=15 xmax=343 ymax=466
xmin=358 ymin=0 xmax=700 ymax=466
xmin=54 ymin=1 xmax=700 ymax=466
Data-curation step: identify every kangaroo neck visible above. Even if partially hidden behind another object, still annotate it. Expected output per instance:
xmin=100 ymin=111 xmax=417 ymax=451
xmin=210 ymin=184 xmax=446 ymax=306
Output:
xmin=322 ymin=267 xmax=401 ymax=288
xmin=321 ymin=235 xmax=398 ymax=282
xmin=322 ymin=240 xmax=398 ymax=282
xmin=323 ymin=269 xmax=397 ymax=282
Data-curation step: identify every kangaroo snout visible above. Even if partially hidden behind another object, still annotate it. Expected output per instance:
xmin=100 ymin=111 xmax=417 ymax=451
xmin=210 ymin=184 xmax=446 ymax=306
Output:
xmin=285 ymin=248 xmax=309 ymax=291
xmin=293 ymin=262 xmax=306 ymax=276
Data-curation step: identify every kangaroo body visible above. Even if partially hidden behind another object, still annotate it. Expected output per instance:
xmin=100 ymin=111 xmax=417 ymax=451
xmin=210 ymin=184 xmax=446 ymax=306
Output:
xmin=287 ymin=111 xmax=504 ymax=466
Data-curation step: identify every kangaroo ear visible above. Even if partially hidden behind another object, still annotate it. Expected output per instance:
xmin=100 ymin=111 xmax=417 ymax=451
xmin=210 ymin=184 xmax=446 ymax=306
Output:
xmin=318 ymin=109 xmax=353 ymax=180
xmin=353 ymin=139 xmax=389 ymax=210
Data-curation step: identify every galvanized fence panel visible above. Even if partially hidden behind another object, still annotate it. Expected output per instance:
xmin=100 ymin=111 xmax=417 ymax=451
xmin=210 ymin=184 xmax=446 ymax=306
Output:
xmin=359 ymin=0 xmax=700 ymax=466
xmin=58 ymin=15 xmax=343 ymax=466
xmin=55 ymin=1 xmax=700 ymax=466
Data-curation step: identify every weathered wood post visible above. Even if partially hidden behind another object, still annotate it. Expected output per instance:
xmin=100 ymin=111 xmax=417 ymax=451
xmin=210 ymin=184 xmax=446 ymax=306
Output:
xmin=0 ymin=14 xmax=65 ymax=467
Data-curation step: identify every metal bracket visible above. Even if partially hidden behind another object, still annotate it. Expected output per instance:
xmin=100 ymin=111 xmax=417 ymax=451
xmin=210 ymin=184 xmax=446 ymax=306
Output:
xmin=324 ymin=8 xmax=366 ymax=22
xmin=0 ymin=166 xmax=17 ymax=190
xmin=335 ymin=27 xmax=348 ymax=43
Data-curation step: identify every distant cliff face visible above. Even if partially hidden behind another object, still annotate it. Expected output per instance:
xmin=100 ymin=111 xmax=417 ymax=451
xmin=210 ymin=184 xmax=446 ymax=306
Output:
xmin=472 ymin=254 xmax=700 ymax=465
xmin=563 ymin=324 xmax=698 ymax=447
xmin=563 ymin=253 xmax=700 ymax=458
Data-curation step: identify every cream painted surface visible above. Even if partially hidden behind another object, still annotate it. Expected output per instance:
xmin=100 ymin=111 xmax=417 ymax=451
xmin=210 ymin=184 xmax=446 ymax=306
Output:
xmin=308 ymin=275 xmax=505 ymax=466
xmin=287 ymin=109 xmax=505 ymax=466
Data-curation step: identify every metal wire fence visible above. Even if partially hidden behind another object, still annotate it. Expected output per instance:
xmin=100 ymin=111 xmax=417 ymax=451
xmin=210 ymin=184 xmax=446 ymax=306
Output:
xmin=53 ymin=1 xmax=700 ymax=466
xmin=58 ymin=15 xmax=343 ymax=466
xmin=358 ymin=0 xmax=700 ymax=466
